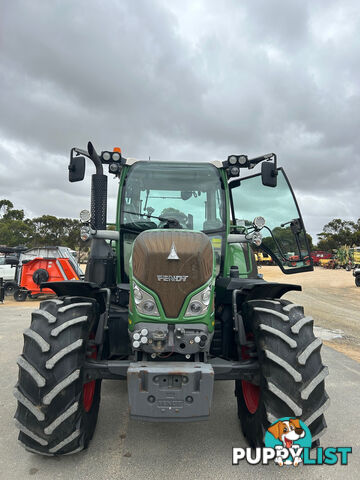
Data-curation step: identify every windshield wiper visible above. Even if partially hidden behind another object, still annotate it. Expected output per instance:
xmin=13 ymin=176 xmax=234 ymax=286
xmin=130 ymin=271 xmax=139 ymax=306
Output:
xmin=122 ymin=210 xmax=184 ymax=229
xmin=122 ymin=210 xmax=170 ymax=222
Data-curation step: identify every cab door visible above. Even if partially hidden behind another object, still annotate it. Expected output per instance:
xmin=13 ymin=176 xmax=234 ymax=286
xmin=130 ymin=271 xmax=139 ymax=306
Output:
xmin=229 ymin=168 xmax=313 ymax=273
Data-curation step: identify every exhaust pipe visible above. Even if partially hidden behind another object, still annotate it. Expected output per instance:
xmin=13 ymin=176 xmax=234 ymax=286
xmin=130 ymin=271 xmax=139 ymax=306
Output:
xmin=87 ymin=142 xmax=107 ymax=230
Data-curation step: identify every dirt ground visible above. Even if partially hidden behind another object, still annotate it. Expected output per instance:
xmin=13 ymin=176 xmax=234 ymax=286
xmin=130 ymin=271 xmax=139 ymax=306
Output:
xmin=261 ymin=266 xmax=360 ymax=361
xmin=2 ymin=266 xmax=360 ymax=361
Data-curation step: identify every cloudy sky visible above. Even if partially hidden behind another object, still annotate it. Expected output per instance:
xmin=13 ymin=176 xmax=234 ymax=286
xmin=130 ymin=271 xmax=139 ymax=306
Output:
xmin=0 ymin=0 xmax=359 ymax=241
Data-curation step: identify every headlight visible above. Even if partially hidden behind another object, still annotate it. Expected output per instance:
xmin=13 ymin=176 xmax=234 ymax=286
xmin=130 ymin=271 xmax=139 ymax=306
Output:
xmin=189 ymin=301 xmax=202 ymax=314
xmin=80 ymin=225 xmax=91 ymax=241
xmin=133 ymin=284 xmax=143 ymax=302
xmin=142 ymin=300 xmax=156 ymax=314
xmin=185 ymin=283 xmax=212 ymax=317
xmin=132 ymin=282 xmax=160 ymax=316
xmin=79 ymin=209 xmax=91 ymax=223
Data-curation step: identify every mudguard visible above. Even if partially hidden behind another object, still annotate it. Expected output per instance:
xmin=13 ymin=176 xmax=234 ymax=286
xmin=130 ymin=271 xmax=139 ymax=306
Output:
xmin=215 ymin=277 xmax=301 ymax=304
xmin=42 ymin=280 xmax=107 ymax=312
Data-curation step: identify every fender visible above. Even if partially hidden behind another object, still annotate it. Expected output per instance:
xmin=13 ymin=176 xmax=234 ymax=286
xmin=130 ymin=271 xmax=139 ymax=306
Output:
xmin=215 ymin=277 xmax=301 ymax=304
xmin=42 ymin=280 xmax=107 ymax=313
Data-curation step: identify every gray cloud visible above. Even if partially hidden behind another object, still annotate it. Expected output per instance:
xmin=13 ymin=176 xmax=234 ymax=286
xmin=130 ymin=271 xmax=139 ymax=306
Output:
xmin=0 ymin=0 xmax=359 ymax=240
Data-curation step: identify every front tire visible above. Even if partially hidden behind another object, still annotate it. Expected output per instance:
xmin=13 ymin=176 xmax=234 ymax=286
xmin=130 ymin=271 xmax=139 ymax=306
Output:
xmin=235 ymin=299 xmax=329 ymax=447
xmin=14 ymin=296 xmax=101 ymax=455
xmin=14 ymin=289 xmax=27 ymax=302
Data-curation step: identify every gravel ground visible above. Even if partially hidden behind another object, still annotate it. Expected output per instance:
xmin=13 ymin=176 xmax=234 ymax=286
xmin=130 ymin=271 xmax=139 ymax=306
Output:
xmin=261 ymin=266 xmax=360 ymax=361
xmin=0 ymin=266 xmax=359 ymax=478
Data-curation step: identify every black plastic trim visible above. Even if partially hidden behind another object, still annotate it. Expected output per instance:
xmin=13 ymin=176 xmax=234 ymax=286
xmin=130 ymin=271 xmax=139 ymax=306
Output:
xmin=42 ymin=280 xmax=106 ymax=312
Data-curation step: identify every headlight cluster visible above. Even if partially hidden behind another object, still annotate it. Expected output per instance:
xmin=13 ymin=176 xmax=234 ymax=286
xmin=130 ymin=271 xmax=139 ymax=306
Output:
xmin=133 ymin=282 xmax=160 ymax=316
xmin=101 ymin=150 xmax=123 ymax=174
xmin=224 ymin=154 xmax=249 ymax=178
xmin=185 ymin=283 xmax=212 ymax=317
xmin=132 ymin=328 xmax=149 ymax=349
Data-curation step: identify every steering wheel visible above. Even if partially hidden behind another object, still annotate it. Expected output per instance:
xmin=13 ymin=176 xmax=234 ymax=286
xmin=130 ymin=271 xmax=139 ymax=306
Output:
xmin=163 ymin=218 xmax=182 ymax=229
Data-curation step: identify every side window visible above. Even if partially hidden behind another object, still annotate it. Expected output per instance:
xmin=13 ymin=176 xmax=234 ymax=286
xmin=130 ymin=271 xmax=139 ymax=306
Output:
xmin=230 ymin=169 xmax=311 ymax=272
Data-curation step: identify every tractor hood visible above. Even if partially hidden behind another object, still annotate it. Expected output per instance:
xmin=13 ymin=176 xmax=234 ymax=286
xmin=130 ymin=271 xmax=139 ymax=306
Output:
xmin=132 ymin=230 xmax=213 ymax=318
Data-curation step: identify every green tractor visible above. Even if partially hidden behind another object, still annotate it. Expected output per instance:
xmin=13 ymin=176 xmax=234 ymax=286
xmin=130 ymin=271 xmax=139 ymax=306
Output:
xmin=14 ymin=144 xmax=328 ymax=455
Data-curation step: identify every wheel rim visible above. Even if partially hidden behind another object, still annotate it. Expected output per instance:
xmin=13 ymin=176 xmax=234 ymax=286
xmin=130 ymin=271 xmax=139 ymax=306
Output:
xmin=5 ymin=285 xmax=15 ymax=295
xmin=241 ymin=332 xmax=260 ymax=414
xmin=83 ymin=380 xmax=96 ymax=412
xmin=241 ymin=380 xmax=260 ymax=414
xmin=83 ymin=336 xmax=97 ymax=412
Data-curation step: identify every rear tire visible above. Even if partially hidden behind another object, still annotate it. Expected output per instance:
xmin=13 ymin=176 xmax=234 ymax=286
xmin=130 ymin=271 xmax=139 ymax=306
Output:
xmin=14 ymin=296 xmax=101 ymax=455
xmin=235 ymin=298 xmax=329 ymax=447
xmin=355 ymin=276 xmax=360 ymax=287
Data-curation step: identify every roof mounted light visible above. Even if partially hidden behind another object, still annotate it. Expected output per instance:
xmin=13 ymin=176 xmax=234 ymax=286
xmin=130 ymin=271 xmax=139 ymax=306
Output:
xmin=102 ymin=151 xmax=111 ymax=161
xmin=230 ymin=166 xmax=240 ymax=177
xmin=109 ymin=162 xmax=121 ymax=173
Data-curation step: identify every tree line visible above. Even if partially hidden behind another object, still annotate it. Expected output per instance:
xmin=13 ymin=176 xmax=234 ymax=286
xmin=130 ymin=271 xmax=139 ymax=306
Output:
xmin=0 ymin=199 xmax=82 ymax=250
xmin=316 ymin=218 xmax=360 ymax=251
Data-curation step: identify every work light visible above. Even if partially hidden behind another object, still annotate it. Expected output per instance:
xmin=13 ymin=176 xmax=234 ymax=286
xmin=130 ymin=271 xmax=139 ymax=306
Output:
xmin=102 ymin=152 xmax=111 ymax=161
xmin=79 ymin=209 xmax=91 ymax=223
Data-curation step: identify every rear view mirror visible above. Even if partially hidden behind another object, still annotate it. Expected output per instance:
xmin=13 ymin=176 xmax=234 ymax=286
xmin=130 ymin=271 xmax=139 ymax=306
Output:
xmin=69 ymin=154 xmax=85 ymax=183
xmin=261 ymin=161 xmax=277 ymax=187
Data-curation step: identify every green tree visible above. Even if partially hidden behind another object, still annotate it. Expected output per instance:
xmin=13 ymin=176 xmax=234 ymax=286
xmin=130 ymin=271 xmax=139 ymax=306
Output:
xmin=0 ymin=199 xmax=14 ymax=217
xmin=0 ymin=199 xmax=81 ymax=249
xmin=0 ymin=199 xmax=34 ymax=246
xmin=31 ymin=215 xmax=81 ymax=249
xmin=317 ymin=218 xmax=360 ymax=250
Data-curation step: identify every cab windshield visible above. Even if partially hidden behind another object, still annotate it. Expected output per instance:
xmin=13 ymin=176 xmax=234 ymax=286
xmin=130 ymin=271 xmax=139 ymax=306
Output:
xmin=121 ymin=162 xmax=225 ymax=232
xmin=120 ymin=162 xmax=226 ymax=280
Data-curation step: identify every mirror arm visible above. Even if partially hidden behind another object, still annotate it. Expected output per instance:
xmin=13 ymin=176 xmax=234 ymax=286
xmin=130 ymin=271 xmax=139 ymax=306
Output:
xmin=248 ymin=153 xmax=277 ymax=169
xmin=262 ymin=226 xmax=288 ymax=263
xmin=73 ymin=147 xmax=90 ymax=158
xmin=71 ymin=143 xmax=104 ymax=176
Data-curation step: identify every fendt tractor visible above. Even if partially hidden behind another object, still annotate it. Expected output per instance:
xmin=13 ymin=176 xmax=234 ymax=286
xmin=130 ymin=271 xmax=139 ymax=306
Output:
xmin=14 ymin=143 xmax=329 ymax=455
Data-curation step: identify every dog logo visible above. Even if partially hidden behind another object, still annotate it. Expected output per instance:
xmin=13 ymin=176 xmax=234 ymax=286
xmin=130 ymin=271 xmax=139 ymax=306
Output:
xmin=265 ymin=417 xmax=312 ymax=467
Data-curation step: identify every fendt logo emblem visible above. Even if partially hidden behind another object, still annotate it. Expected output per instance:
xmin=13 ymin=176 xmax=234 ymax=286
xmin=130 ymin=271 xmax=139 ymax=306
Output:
xmin=167 ymin=242 xmax=180 ymax=260
xmin=157 ymin=275 xmax=188 ymax=282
